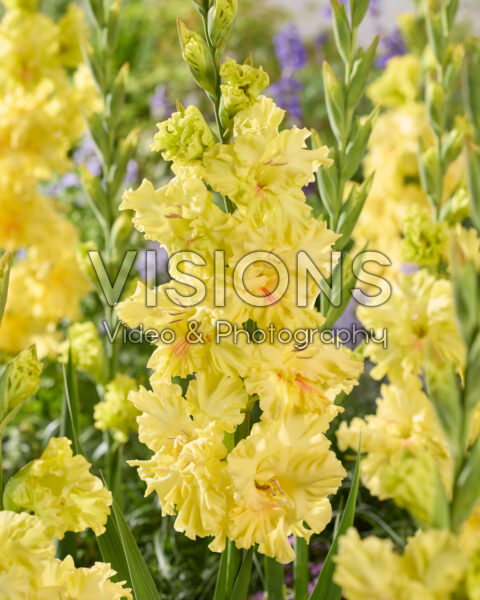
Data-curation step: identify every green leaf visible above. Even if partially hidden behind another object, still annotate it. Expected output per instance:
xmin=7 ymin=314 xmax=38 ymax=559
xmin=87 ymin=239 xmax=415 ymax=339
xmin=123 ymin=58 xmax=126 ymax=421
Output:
xmin=214 ymin=545 xmax=230 ymax=600
xmin=330 ymin=0 xmax=352 ymax=66
xmin=336 ymin=174 xmax=374 ymax=251
xmin=451 ymin=236 xmax=479 ymax=347
xmin=465 ymin=41 xmax=480 ymax=141
xmin=347 ymin=37 xmax=379 ymax=111
xmin=0 ymin=251 xmax=12 ymax=327
xmin=98 ymin=498 xmax=160 ymax=600
xmin=350 ymin=0 xmax=369 ymax=28
xmin=323 ymin=62 xmax=345 ymax=145
xmin=309 ymin=452 xmax=361 ymax=600
xmin=464 ymin=333 xmax=480 ymax=417
xmin=342 ymin=108 xmax=378 ymax=182
xmin=424 ymin=359 xmax=462 ymax=464
xmin=229 ymin=548 xmax=254 ymax=600
xmin=215 ymin=539 xmax=242 ymax=600
xmin=316 ymin=148 xmax=338 ymax=219
xmin=294 ymin=538 xmax=309 ymax=600
xmin=465 ymin=142 xmax=480 ymax=231
xmin=265 ymin=556 xmax=285 ymax=599
xmin=61 ymin=355 xmax=82 ymax=456
xmin=425 ymin=10 xmax=446 ymax=65
xmin=452 ymin=437 xmax=480 ymax=531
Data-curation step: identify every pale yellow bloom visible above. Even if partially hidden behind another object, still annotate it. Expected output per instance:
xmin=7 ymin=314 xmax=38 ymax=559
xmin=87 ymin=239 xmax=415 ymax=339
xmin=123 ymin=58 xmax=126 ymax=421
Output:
xmin=0 ymin=510 xmax=54 ymax=599
xmin=244 ymin=342 xmax=362 ymax=420
xmin=227 ymin=412 xmax=345 ymax=563
xmin=334 ymin=528 xmax=468 ymax=600
xmin=94 ymin=374 xmax=140 ymax=443
xmin=337 ymin=377 xmax=453 ymax=522
xmin=357 ymin=270 xmax=465 ymax=382
xmin=367 ymin=54 xmax=421 ymax=107
xmin=128 ymin=381 xmax=235 ymax=550
xmin=4 ymin=437 xmax=112 ymax=539
xmin=204 ymin=97 xmax=332 ymax=242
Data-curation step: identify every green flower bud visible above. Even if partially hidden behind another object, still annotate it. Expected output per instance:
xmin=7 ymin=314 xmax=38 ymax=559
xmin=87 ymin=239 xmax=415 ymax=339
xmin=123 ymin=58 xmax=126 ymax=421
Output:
xmin=177 ymin=18 xmax=216 ymax=96
xmin=151 ymin=104 xmax=216 ymax=166
xmin=76 ymin=241 xmax=98 ymax=284
xmin=219 ymin=57 xmax=269 ymax=123
xmin=208 ymin=0 xmax=238 ymax=48
xmin=418 ymin=144 xmax=442 ymax=208
xmin=60 ymin=322 xmax=105 ymax=382
xmin=111 ymin=213 xmax=133 ymax=251
xmin=401 ymin=206 xmax=448 ymax=268
xmin=440 ymin=187 xmax=470 ymax=224
xmin=397 ymin=12 xmax=426 ymax=54
xmin=426 ymin=75 xmax=445 ymax=138
xmin=0 ymin=346 xmax=42 ymax=430
xmin=444 ymin=43 xmax=465 ymax=94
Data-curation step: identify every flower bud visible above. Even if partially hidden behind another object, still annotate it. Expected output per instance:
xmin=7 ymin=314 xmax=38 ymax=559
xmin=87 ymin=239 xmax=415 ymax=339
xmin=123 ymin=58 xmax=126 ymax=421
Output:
xmin=177 ymin=18 xmax=216 ymax=96
xmin=76 ymin=241 xmax=98 ymax=283
xmin=151 ymin=104 xmax=216 ymax=167
xmin=402 ymin=206 xmax=448 ymax=268
xmin=208 ymin=0 xmax=238 ymax=48
xmin=219 ymin=57 xmax=269 ymax=123
xmin=426 ymin=75 xmax=445 ymax=138
xmin=0 ymin=346 xmax=42 ymax=428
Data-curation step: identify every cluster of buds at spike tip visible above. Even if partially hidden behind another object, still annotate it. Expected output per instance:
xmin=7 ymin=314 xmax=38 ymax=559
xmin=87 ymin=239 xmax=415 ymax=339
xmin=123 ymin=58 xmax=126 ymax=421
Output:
xmin=177 ymin=18 xmax=217 ymax=97
xmin=418 ymin=0 xmax=465 ymax=219
xmin=318 ymin=0 xmax=378 ymax=239
xmin=0 ymin=346 xmax=42 ymax=433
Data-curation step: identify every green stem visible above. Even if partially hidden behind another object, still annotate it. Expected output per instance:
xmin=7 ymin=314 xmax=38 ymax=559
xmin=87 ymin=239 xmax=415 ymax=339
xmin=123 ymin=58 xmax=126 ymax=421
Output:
xmin=293 ymin=538 xmax=309 ymax=600
xmin=265 ymin=556 xmax=285 ymax=599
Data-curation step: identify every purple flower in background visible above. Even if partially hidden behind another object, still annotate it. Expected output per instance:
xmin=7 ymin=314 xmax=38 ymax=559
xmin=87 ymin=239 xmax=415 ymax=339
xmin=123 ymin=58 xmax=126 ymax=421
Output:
xmin=149 ymin=84 xmax=174 ymax=120
xmin=369 ymin=0 xmax=381 ymax=18
xmin=46 ymin=171 xmax=81 ymax=196
xmin=269 ymin=75 xmax=303 ymax=121
xmin=124 ymin=159 xmax=139 ymax=186
xmin=74 ymin=135 xmax=102 ymax=177
xmin=273 ymin=22 xmax=307 ymax=71
xmin=377 ymin=28 xmax=406 ymax=68
xmin=270 ymin=22 xmax=307 ymax=122
xmin=136 ymin=241 xmax=169 ymax=283
xmin=322 ymin=0 xmax=381 ymax=20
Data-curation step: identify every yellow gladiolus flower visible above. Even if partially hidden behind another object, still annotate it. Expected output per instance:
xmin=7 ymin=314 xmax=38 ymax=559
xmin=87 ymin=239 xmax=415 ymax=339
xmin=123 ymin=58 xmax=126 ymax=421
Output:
xmin=357 ymin=270 xmax=465 ymax=382
xmin=120 ymin=167 xmax=233 ymax=256
xmin=151 ymin=105 xmax=216 ymax=167
xmin=244 ymin=342 xmax=362 ymax=420
xmin=204 ymin=97 xmax=332 ymax=241
xmin=227 ymin=412 xmax=345 ymax=563
xmin=367 ymin=54 xmax=421 ymax=107
xmin=220 ymin=57 xmax=270 ymax=121
xmin=4 ymin=437 xmax=112 ymax=539
xmin=94 ymin=374 xmax=140 ymax=443
xmin=337 ymin=376 xmax=453 ymax=519
xmin=334 ymin=528 xmax=468 ymax=600
xmin=128 ymin=381 xmax=235 ymax=550
xmin=0 ymin=510 xmax=54 ymax=598
xmin=43 ymin=555 xmax=132 ymax=600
